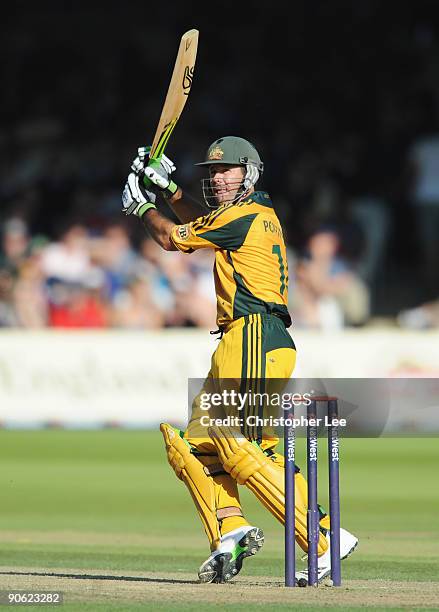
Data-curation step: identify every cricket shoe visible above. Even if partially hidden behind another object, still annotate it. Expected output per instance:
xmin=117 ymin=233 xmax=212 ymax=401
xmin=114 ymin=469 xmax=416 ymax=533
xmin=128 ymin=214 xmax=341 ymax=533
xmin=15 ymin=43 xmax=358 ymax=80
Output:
xmin=198 ymin=526 xmax=264 ymax=584
xmin=295 ymin=527 xmax=358 ymax=586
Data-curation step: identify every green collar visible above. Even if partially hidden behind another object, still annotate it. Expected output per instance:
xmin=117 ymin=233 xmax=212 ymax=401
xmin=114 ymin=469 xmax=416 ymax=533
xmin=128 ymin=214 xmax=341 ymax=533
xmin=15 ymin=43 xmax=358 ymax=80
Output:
xmin=242 ymin=191 xmax=273 ymax=208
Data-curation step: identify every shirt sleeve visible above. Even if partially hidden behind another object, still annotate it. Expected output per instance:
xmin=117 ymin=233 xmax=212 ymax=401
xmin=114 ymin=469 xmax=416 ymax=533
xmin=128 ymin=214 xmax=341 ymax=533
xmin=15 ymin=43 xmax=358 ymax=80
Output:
xmin=170 ymin=207 xmax=258 ymax=253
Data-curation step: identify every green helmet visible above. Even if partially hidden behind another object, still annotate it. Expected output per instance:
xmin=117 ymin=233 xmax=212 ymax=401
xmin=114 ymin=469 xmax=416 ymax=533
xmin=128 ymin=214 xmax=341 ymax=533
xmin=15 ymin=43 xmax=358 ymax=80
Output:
xmin=195 ymin=136 xmax=264 ymax=172
xmin=196 ymin=136 xmax=264 ymax=208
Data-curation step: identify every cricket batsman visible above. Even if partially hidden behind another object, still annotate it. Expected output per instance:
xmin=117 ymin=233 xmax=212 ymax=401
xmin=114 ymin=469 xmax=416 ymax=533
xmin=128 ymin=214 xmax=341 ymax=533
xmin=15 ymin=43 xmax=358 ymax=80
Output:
xmin=122 ymin=136 xmax=358 ymax=584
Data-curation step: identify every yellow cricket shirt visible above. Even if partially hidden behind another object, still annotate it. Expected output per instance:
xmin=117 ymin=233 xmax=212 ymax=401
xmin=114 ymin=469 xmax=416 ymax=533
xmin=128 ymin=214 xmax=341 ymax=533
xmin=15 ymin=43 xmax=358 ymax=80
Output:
xmin=170 ymin=191 xmax=292 ymax=329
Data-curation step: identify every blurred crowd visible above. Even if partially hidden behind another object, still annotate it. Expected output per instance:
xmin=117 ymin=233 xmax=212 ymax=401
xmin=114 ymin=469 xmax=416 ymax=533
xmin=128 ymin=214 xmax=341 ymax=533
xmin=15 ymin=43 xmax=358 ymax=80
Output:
xmin=2 ymin=2 xmax=439 ymax=330
xmin=0 ymin=217 xmax=218 ymax=330
xmin=0 ymin=214 xmax=371 ymax=330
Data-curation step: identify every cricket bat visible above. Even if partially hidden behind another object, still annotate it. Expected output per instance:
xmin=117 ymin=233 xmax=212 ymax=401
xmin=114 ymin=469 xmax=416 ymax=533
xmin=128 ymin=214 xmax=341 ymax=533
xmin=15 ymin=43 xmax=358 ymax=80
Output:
xmin=149 ymin=29 xmax=199 ymax=161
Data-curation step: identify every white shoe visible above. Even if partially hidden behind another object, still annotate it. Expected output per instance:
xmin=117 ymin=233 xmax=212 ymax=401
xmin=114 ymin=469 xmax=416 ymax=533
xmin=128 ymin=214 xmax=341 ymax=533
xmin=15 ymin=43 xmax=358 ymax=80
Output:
xmin=296 ymin=527 xmax=358 ymax=586
xmin=198 ymin=526 xmax=264 ymax=584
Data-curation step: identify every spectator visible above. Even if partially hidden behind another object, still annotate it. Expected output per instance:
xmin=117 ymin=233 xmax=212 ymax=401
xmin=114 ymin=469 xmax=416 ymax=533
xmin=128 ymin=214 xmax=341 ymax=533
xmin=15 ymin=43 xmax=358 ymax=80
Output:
xmin=48 ymin=272 xmax=108 ymax=328
xmin=397 ymin=297 xmax=439 ymax=330
xmin=138 ymin=237 xmax=179 ymax=323
xmin=111 ymin=278 xmax=165 ymax=329
xmin=0 ymin=218 xmax=30 ymax=277
xmin=89 ymin=222 xmax=139 ymax=301
xmin=0 ymin=270 xmax=17 ymax=327
xmin=13 ymin=255 xmax=47 ymax=328
xmin=40 ymin=224 xmax=92 ymax=284
xmin=172 ymin=251 xmax=217 ymax=329
xmin=289 ymin=226 xmax=370 ymax=329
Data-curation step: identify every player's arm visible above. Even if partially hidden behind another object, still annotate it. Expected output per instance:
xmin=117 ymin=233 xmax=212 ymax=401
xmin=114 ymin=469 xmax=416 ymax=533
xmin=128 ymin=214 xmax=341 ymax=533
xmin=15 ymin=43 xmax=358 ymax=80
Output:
xmin=121 ymin=171 xmax=177 ymax=251
xmin=141 ymin=208 xmax=177 ymax=251
xmin=123 ymin=161 xmax=248 ymax=254
xmin=165 ymin=187 xmax=207 ymax=224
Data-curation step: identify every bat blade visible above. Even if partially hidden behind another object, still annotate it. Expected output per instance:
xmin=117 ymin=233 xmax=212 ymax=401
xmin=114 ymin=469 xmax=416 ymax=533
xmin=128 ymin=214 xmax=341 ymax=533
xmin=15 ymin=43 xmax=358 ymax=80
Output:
xmin=149 ymin=29 xmax=198 ymax=160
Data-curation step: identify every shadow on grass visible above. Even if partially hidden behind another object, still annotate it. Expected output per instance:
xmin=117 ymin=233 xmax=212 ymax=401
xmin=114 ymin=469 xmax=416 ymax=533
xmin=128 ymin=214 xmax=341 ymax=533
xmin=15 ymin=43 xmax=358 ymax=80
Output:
xmin=0 ymin=570 xmax=197 ymax=585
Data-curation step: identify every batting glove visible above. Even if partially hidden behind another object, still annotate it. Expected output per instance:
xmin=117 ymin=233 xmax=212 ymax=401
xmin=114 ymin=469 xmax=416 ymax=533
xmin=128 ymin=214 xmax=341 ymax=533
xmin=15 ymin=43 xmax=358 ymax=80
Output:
xmin=137 ymin=146 xmax=176 ymax=175
xmin=122 ymin=172 xmax=157 ymax=218
xmin=131 ymin=146 xmax=178 ymax=197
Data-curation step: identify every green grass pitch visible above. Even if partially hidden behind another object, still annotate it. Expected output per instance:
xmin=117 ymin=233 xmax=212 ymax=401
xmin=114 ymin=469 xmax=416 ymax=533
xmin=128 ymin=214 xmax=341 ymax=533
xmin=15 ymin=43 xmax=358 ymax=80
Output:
xmin=0 ymin=431 xmax=438 ymax=610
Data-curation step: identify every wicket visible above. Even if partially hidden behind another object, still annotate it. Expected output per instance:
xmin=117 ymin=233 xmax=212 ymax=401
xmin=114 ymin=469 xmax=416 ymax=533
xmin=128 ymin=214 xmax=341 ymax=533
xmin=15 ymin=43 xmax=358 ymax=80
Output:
xmin=284 ymin=397 xmax=341 ymax=587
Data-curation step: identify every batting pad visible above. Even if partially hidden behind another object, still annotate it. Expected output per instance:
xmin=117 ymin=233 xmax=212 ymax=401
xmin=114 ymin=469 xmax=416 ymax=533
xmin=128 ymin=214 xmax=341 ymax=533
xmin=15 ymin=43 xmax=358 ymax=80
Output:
xmin=208 ymin=424 xmax=328 ymax=555
xmin=160 ymin=423 xmax=221 ymax=551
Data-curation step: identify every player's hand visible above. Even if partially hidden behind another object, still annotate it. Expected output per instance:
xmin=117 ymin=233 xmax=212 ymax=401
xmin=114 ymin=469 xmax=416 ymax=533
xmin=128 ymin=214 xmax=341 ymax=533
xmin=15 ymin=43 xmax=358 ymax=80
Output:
xmin=137 ymin=146 xmax=176 ymax=174
xmin=122 ymin=172 xmax=157 ymax=218
xmin=144 ymin=162 xmax=179 ymax=196
xmin=131 ymin=146 xmax=178 ymax=197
